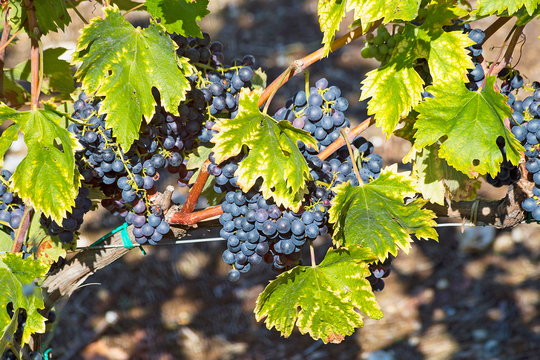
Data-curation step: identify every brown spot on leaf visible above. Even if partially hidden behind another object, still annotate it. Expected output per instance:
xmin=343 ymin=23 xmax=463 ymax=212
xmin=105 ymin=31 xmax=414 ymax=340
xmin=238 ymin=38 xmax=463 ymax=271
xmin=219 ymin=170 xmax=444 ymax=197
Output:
xmin=325 ymin=333 xmax=345 ymax=344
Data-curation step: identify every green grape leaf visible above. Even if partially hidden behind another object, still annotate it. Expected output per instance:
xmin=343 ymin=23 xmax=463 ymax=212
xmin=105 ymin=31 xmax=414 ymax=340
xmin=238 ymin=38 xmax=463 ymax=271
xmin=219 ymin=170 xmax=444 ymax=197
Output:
xmin=6 ymin=48 xmax=74 ymax=97
xmin=34 ymin=0 xmax=71 ymax=35
xmin=251 ymin=68 xmax=267 ymax=91
xmin=0 ymin=104 xmax=81 ymax=223
xmin=414 ymin=76 xmax=523 ymax=177
xmin=187 ymin=142 xmax=213 ymax=175
xmin=347 ymin=0 xmax=419 ymax=32
xmin=328 ymin=165 xmax=438 ymax=260
xmin=317 ymin=0 xmax=347 ymax=57
xmin=2 ymin=73 xmax=27 ymax=104
xmin=0 ymin=124 xmax=20 ymax=167
xmin=360 ymin=1 xmax=473 ymax=137
xmin=512 ymin=4 xmax=540 ymax=25
xmin=0 ymin=253 xmax=49 ymax=347
xmin=211 ymin=89 xmax=317 ymax=211
xmin=477 ymin=0 xmax=539 ymax=16
xmin=146 ymin=0 xmax=210 ymax=38
xmin=72 ymin=6 xmax=190 ymax=150
xmin=413 ymin=144 xmax=481 ymax=205
xmin=26 ymin=211 xmax=70 ymax=266
xmin=0 ymin=229 xmax=12 ymax=252
xmin=255 ymin=245 xmax=383 ymax=344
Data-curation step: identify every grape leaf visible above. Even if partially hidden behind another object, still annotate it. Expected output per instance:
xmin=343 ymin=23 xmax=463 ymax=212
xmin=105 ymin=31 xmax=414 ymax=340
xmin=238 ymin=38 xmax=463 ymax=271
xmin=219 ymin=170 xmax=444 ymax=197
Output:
xmin=255 ymin=245 xmax=383 ymax=344
xmin=414 ymin=76 xmax=523 ymax=177
xmin=0 ymin=253 xmax=48 ymax=347
xmin=360 ymin=0 xmax=474 ymax=137
xmin=317 ymin=0 xmax=347 ymax=57
xmin=0 ymin=104 xmax=81 ymax=223
xmin=477 ymin=0 xmax=539 ymax=16
xmin=328 ymin=165 xmax=438 ymax=260
xmin=0 ymin=124 xmax=19 ymax=167
xmin=251 ymin=68 xmax=267 ymax=91
xmin=211 ymin=89 xmax=317 ymax=211
xmin=413 ymin=144 xmax=481 ymax=205
xmin=26 ymin=211 xmax=70 ymax=266
xmin=146 ymin=0 xmax=210 ymax=37
xmin=347 ymin=0 xmax=419 ymax=31
xmin=5 ymin=48 xmax=74 ymax=97
xmin=0 ymin=229 xmax=11 ymax=252
xmin=34 ymin=0 xmax=71 ymax=35
xmin=72 ymin=6 xmax=190 ymax=150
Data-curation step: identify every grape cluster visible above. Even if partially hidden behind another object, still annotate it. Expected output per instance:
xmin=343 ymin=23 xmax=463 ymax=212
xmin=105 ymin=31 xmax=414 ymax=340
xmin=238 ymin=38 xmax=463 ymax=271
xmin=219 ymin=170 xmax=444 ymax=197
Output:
xmin=360 ymin=25 xmax=402 ymax=65
xmin=220 ymin=188 xmax=331 ymax=281
xmin=169 ymin=32 xmax=256 ymax=185
xmin=511 ymin=85 xmax=540 ymax=219
xmin=366 ymin=257 xmax=392 ymax=292
xmin=0 ymin=170 xmax=26 ymax=238
xmin=40 ymin=187 xmax=92 ymax=243
xmin=275 ymin=77 xmax=350 ymax=153
xmin=214 ymin=78 xmax=387 ymax=283
xmin=69 ymin=93 xmax=170 ymax=245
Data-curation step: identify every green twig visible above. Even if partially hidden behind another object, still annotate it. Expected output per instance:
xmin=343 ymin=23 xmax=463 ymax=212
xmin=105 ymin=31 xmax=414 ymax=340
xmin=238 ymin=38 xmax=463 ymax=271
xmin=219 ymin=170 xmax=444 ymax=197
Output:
xmin=263 ymin=66 xmax=293 ymax=115
xmin=123 ymin=3 xmax=145 ymax=16
xmin=339 ymin=128 xmax=362 ymax=183
xmin=66 ymin=0 xmax=89 ymax=24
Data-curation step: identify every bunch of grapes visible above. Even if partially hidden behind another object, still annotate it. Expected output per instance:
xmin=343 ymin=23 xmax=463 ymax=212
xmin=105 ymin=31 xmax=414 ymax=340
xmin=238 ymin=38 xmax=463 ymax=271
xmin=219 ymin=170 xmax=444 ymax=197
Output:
xmin=2 ymin=303 xmax=44 ymax=360
xmin=69 ymin=93 xmax=170 ymax=245
xmin=0 ymin=170 xmax=26 ymax=238
xmin=168 ymin=32 xmax=256 ymax=186
xmin=360 ymin=25 xmax=402 ymax=65
xmin=213 ymin=77 xmax=388 ymax=285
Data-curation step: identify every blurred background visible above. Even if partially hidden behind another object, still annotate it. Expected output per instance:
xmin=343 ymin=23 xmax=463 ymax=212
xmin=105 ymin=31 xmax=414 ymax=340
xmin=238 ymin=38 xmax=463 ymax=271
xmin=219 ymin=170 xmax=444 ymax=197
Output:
xmin=4 ymin=0 xmax=540 ymax=359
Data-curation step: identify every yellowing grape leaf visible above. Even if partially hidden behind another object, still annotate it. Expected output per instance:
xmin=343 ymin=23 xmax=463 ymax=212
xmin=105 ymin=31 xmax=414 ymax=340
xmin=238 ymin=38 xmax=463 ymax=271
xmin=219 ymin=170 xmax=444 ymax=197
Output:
xmin=329 ymin=165 xmax=438 ymax=261
xmin=0 ymin=104 xmax=81 ymax=223
xmin=360 ymin=0 xmax=474 ymax=137
xmin=413 ymin=144 xmax=481 ymax=205
xmin=477 ymin=0 xmax=539 ymax=16
xmin=0 ymin=253 xmax=49 ymax=347
xmin=72 ymin=6 xmax=190 ymax=150
xmin=347 ymin=0 xmax=419 ymax=31
xmin=211 ymin=89 xmax=317 ymax=211
xmin=255 ymin=245 xmax=383 ymax=344
xmin=414 ymin=76 xmax=524 ymax=177
xmin=318 ymin=0 xmax=348 ymax=57
xmin=146 ymin=0 xmax=210 ymax=38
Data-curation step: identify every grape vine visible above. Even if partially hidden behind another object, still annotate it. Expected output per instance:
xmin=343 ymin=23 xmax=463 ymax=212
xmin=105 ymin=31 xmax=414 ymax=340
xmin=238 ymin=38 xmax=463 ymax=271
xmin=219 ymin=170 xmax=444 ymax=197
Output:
xmin=0 ymin=0 xmax=540 ymax=357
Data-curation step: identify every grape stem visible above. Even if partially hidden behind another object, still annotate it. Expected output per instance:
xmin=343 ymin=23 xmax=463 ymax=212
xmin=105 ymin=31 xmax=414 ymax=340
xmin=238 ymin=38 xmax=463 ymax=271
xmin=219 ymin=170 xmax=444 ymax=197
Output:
xmin=339 ymin=128 xmax=362 ymax=183
xmin=257 ymin=20 xmax=382 ymax=108
xmin=180 ymin=160 xmax=210 ymax=214
xmin=318 ymin=116 xmax=375 ymax=161
xmin=66 ymin=0 xmax=88 ymax=24
xmin=503 ymin=25 xmax=525 ymax=65
xmin=169 ymin=204 xmax=223 ymax=225
xmin=262 ymin=65 xmax=293 ymax=114
xmin=482 ymin=17 xmax=512 ymax=43
xmin=123 ymin=2 xmax=145 ymax=16
xmin=11 ymin=206 xmax=33 ymax=253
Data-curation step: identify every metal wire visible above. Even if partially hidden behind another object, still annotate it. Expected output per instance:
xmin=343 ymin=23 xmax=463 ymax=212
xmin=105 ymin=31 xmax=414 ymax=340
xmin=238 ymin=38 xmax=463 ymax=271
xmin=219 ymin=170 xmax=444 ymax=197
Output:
xmin=0 ymin=221 xmax=532 ymax=254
